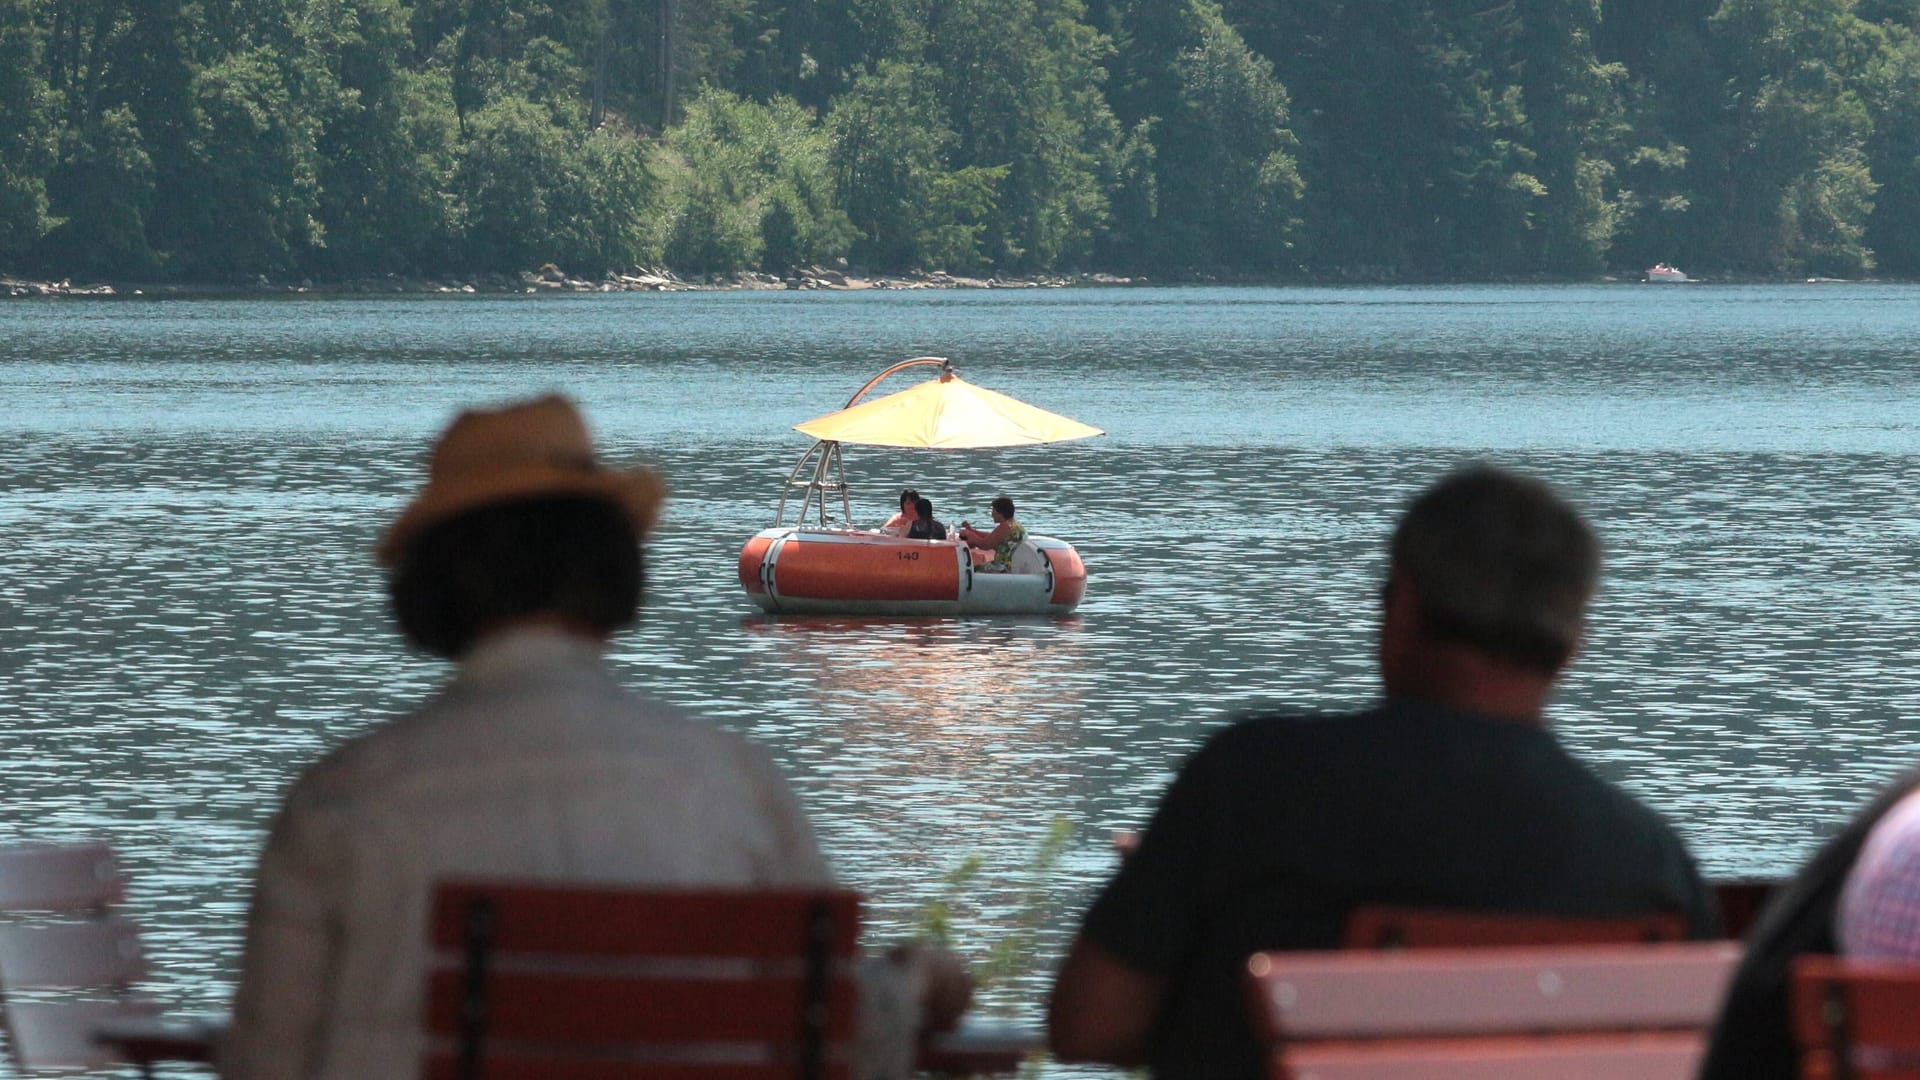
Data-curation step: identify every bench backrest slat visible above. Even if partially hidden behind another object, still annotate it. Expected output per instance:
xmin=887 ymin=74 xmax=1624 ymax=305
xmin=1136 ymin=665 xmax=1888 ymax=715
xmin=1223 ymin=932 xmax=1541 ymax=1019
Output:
xmin=1279 ymin=1031 xmax=1707 ymax=1080
xmin=1248 ymin=942 xmax=1741 ymax=1042
xmin=0 ymin=919 xmax=146 ymax=989
xmin=0 ymin=843 xmax=123 ymax=912
xmin=4 ymin=1000 xmax=161 ymax=1070
xmin=422 ymin=1057 xmax=854 ymax=1080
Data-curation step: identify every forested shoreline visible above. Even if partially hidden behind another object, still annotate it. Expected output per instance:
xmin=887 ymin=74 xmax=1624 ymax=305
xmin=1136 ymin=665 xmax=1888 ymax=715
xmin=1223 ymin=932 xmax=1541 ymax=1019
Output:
xmin=5 ymin=0 xmax=1918 ymax=284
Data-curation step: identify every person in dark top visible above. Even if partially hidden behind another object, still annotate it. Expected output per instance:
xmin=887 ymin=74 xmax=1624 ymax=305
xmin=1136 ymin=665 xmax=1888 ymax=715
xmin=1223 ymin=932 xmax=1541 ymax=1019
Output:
xmin=1697 ymin=769 xmax=1920 ymax=1080
xmin=1047 ymin=464 xmax=1717 ymax=1080
xmin=906 ymin=497 xmax=947 ymax=540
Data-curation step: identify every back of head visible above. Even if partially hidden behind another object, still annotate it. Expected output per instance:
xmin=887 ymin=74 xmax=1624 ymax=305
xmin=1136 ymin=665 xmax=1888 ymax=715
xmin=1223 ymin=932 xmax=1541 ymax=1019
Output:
xmin=1389 ymin=465 xmax=1598 ymax=673
xmin=390 ymin=494 xmax=644 ymax=659
xmin=376 ymin=394 xmax=663 ymax=659
xmin=916 ymin=497 xmax=935 ymax=520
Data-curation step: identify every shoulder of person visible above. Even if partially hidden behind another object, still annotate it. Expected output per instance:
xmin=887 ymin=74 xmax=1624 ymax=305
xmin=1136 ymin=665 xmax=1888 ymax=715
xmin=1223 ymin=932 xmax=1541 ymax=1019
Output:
xmin=1183 ymin=710 xmax=1357 ymax=769
xmin=1547 ymin=751 xmax=1701 ymax=855
xmin=1221 ymin=708 xmax=1369 ymax=742
xmin=280 ymin=706 xmax=440 ymax=811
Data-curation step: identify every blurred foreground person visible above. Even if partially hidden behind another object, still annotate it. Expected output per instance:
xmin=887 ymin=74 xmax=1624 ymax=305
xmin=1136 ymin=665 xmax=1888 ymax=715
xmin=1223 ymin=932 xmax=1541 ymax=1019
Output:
xmin=222 ymin=395 xmax=966 ymax=1080
xmin=1048 ymin=464 xmax=1716 ymax=1079
xmin=1698 ymin=771 xmax=1920 ymax=1080
xmin=1840 ymin=789 xmax=1920 ymax=959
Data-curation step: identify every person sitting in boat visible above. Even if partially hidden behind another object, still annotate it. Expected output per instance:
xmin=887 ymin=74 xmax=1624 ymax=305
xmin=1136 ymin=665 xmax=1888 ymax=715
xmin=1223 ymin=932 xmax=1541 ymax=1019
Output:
xmin=907 ymin=497 xmax=948 ymax=541
xmin=880 ymin=488 xmax=920 ymax=535
xmin=959 ymin=496 xmax=1026 ymax=572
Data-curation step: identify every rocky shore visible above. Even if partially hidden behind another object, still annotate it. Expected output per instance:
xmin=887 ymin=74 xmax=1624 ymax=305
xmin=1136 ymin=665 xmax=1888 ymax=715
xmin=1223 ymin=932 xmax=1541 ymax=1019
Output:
xmin=2 ymin=265 xmax=1143 ymax=299
xmin=8 ymin=265 xmax=1884 ymax=298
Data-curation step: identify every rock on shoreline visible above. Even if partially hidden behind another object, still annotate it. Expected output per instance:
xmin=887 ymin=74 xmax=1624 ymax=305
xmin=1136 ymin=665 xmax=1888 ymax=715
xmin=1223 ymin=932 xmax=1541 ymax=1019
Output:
xmin=2 ymin=266 xmax=1143 ymax=299
xmin=4 ymin=277 xmax=120 ymax=297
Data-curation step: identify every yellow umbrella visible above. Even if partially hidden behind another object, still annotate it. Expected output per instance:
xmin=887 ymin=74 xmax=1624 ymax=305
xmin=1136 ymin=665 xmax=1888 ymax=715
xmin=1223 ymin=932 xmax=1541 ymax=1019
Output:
xmin=793 ymin=373 xmax=1103 ymax=449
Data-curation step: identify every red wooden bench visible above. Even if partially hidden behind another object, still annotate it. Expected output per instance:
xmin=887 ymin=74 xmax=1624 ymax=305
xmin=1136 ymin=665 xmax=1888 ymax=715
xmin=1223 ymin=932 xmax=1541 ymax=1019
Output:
xmin=1245 ymin=941 xmax=1741 ymax=1080
xmin=1792 ymin=955 xmax=1920 ymax=1080
xmin=425 ymin=880 xmax=1034 ymax=1079
xmin=0 ymin=842 xmax=218 ymax=1076
xmin=426 ymin=882 xmax=863 ymax=1080
xmin=1342 ymin=906 xmax=1689 ymax=949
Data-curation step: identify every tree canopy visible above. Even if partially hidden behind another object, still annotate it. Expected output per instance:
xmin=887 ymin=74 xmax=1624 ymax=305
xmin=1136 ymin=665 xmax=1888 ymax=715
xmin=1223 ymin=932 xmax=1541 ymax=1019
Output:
xmin=8 ymin=0 xmax=1920 ymax=280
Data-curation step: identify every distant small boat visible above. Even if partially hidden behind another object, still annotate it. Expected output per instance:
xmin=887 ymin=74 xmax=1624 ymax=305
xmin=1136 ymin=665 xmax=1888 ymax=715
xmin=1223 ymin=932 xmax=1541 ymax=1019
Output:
xmin=1646 ymin=263 xmax=1690 ymax=283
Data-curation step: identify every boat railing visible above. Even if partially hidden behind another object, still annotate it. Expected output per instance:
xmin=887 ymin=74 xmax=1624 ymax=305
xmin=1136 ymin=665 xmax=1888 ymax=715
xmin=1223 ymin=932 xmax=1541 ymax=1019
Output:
xmin=772 ymin=358 xmax=954 ymax=530
xmin=774 ymin=439 xmax=853 ymax=528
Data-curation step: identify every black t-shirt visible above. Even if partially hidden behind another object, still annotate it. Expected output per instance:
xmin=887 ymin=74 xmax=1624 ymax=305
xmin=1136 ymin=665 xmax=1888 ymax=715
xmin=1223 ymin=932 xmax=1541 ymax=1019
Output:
xmin=1079 ymin=699 xmax=1717 ymax=1079
xmin=907 ymin=518 xmax=947 ymax=540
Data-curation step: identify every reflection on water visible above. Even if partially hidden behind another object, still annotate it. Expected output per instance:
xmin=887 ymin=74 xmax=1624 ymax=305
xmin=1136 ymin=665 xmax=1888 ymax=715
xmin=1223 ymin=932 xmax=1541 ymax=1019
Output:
xmin=4 ymin=285 xmax=1920 ymax=1073
xmin=728 ymin=616 xmax=1094 ymax=933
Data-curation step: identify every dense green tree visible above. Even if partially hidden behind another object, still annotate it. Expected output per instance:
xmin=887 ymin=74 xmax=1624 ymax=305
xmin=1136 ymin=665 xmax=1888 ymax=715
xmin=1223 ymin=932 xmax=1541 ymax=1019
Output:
xmin=1594 ymin=0 xmax=1715 ymax=269
xmin=927 ymin=0 xmax=1120 ymax=269
xmin=1514 ymin=0 xmax=1631 ymax=272
xmin=653 ymin=87 xmax=851 ymax=272
xmin=17 ymin=0 xmax=1920 ymax=281
xmin=1698 ymin=0 xmax=1878 ymax=273
xmin=0 ymin=0 xmax=57 ymax=267
xmin=551 ymin=123 xmax=661 ymax=272
xmin=34 ymin=105 xmax=159 ymax=276
xmin=110 ymin=2 xmax=199 ymax=267
xmin=828 ymin=59 xmax=1004 ymax=270
xmin=1221 ymin=2 xmax=1446 ymax=274
xmin=457 ymin=94 xmax=587 ymax=271
xmin=1864 ymin=24 xmax=1920 ymax=273
xmin=170 ymin=46 xmax=327 ymax=278
xmin=306 ymin=0 xmax=462 ymax=276
xmin=1104 ymin=0 xmax=1300 ymax=270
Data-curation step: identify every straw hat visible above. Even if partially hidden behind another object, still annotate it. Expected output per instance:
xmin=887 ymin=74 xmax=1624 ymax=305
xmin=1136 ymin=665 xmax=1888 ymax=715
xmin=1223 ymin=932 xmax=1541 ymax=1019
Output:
xmin=375 ymin=395 xmax=666 ymax=566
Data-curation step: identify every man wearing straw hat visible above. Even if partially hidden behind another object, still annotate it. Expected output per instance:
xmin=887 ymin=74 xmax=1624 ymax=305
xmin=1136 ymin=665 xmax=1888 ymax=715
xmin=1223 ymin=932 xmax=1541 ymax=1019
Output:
xmin=222 ymin=395 xmax=966 ymax=1080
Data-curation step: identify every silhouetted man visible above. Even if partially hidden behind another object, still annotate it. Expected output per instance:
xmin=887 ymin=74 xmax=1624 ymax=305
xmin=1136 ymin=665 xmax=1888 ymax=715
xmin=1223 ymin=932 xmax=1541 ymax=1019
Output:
xmin=1048 ymin=464 xmax=1716 ymax=1079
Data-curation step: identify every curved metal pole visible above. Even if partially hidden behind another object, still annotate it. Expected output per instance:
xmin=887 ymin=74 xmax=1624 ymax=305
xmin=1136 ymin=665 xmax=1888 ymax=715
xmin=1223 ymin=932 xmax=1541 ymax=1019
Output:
xmin=842 ymin=356 xmax=951 ymax=409
xmin=811 ymin=443 xmax=836 ymax=525
xmin=773 ymin=439 xmax=852 ymax=527
xmin=775 ymin=440 xmax=822 ymax=526
xmin=772 ymin=358 xmax=950 ymax=529
xmin=830 ymin=442 xmax=850 ymax=524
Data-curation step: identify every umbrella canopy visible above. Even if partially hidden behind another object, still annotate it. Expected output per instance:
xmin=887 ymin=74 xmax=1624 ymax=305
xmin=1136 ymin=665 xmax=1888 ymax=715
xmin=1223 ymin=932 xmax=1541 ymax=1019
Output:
xmin=793 ymin=374 xmax=1103 ymax=449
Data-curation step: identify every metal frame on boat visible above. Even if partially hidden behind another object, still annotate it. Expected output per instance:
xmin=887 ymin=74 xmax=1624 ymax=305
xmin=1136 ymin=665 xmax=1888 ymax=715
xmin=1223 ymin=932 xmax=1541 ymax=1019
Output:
xmin=738 ymin=357 xmax=1100 ymax=616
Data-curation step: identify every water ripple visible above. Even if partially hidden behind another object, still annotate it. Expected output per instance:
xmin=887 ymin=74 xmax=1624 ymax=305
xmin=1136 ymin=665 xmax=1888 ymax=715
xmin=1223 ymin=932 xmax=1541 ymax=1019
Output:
xmin=2 ymin=286 xmax=1919 ymax=1069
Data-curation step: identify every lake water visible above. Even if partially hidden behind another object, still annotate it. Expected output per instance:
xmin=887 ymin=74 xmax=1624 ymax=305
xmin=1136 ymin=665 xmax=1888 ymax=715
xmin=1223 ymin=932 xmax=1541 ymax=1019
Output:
xmin=3 ymin=284 xmax=1920 ymax=1068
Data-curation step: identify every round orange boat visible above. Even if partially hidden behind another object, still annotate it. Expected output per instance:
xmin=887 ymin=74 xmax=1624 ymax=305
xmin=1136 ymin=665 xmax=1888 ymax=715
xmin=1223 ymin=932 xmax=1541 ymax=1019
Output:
xmin=737 ymin=357 xmax=1101 ymax=617
xmin=740 ymin=527 xmax=1087 ymax=616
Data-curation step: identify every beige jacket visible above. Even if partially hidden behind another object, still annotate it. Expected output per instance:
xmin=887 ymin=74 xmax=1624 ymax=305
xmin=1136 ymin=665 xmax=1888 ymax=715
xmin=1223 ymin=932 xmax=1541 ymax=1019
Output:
xmin=221 ymin=628 xmax=908 ymax=1080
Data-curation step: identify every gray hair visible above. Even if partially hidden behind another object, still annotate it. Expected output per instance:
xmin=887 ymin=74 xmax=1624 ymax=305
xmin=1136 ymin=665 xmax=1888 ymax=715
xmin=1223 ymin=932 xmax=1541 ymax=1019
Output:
xmin=1388 ymin=465 xmax=1599 ymax=672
